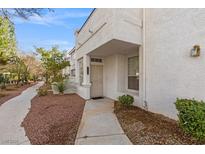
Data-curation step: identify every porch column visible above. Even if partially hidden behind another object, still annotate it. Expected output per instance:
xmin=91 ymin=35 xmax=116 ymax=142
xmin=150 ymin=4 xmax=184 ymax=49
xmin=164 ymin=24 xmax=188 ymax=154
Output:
xmin=75 ymin=59 xmax=79 ymax=84
xmin=82 ymin=54 xmax=91 ymax=86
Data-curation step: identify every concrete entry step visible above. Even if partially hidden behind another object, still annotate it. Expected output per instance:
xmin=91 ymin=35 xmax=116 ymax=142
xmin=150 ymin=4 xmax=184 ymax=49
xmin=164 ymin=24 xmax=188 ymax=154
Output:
xmin=75 ymin=98 xmax=132 ymax=145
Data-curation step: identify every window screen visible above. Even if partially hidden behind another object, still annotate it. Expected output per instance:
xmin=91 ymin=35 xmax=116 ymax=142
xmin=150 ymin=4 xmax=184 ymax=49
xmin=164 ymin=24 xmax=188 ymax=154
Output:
xmin=128 ymin=56 xmax=139 ymax=90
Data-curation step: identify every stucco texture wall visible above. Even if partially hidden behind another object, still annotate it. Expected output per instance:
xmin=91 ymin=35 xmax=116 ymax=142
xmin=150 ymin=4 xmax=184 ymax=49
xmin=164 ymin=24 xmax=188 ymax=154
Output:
xmin=75 ymin=9 xmax=142 ymax=59
xmin=145 ymin=9 xmax=205 ymax=119
xmin=75 ymin=9 xmax=115 ymax=59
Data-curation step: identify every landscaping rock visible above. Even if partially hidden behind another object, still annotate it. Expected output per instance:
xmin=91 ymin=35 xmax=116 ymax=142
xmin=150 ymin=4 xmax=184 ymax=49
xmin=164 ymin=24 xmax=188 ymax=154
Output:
xmin=21 ymin=93 xmax=85 ymax=144
xmin=114 ymin=102 xmax=204 ymax=145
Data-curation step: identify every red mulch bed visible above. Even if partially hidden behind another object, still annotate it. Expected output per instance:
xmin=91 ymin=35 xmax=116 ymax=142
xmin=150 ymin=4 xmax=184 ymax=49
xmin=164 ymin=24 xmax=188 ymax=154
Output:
xmin=0 ymin=83 xmax=36 ymax=106
xmin=21 ymin=92 xmax=85 ymax=145
xmin=114 ymin=102 xmax=205 ymax=145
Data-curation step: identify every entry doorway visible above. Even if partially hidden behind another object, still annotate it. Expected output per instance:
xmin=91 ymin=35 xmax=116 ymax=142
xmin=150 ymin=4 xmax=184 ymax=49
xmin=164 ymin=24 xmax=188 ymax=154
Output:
xmin=90 ymin=65 xmax=103 ymax=98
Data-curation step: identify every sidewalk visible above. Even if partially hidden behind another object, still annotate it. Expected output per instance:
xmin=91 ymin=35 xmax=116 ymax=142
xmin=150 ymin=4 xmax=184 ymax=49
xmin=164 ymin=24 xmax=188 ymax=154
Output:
xmin=0 ymin=82 xmax=44 ymax=145
xmin=75 ymin=98 xmax=132 ymax=145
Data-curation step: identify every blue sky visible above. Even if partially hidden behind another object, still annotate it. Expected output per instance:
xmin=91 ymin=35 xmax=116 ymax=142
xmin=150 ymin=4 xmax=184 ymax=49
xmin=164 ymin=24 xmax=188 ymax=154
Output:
xmin=13 ymin=8 xmax=93 ymax=53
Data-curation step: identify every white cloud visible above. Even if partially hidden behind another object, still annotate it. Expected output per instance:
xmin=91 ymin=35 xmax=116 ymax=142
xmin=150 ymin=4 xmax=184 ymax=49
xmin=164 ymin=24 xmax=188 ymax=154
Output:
xmin=56 ymin=11 xmax=90 ymax=19
xmin=18 ymin=39 xmax=73 ymax=52
xmin=41 ymin=40 xmax=70 ymax=46
xmin=13 ymin=9 xmax=90 ymax=28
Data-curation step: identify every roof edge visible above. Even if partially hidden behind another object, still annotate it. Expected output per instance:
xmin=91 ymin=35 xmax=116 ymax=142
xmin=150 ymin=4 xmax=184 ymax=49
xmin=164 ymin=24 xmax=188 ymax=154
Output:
xmin=68 ymin=47 xmax=75 ymax=54
xmin=77 ymin=8 xmax=96 ymax=33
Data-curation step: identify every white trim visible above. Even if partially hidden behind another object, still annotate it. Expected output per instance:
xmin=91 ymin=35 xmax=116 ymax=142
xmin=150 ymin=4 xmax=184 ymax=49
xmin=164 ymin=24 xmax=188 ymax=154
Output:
xmin=127 ymin=88 xmax=139 ymax=93
xmin=142 ymin=8 xmax=147 ymax=109
xmin=127 ymin=54 xmax=139 ymax=92
xmin=91 ymin=62 xmax=104 ymax=66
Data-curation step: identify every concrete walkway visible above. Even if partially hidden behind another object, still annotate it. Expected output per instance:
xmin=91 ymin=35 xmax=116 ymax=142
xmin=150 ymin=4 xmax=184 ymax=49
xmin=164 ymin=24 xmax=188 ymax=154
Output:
xmin=0 ymin=82 xmax=44 ymax=145
xmin=75 ymin=98 xmax=132 ymax=145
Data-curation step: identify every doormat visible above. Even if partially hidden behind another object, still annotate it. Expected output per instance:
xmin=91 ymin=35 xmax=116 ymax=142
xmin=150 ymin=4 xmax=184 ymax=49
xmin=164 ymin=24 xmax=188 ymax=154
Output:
xmin=92 ymin=97 xmax=104 ymax=100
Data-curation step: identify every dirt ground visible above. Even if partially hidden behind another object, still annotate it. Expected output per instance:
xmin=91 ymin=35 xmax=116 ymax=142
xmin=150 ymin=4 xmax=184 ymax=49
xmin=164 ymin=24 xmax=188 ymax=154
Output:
xmin=0 ymin=83 xmax=36 ymax=106
xmin=114 ymin=102 xmax=204 ymax=145
xmin=21 ymin=92 xmax=85 ymax=145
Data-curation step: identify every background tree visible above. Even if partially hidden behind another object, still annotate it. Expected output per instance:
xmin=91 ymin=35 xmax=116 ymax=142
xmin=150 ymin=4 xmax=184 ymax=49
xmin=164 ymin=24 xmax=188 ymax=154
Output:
xmin=0 ymin=16 xmax=16 ymax=66
xmin=0 ymin=8 xmax=52 ymax=66
xmin=21 ymin=54 xmax=44 ymax=81
xmin=6 ymin=53 xmax=43 ymax=85
xmin=8 ymin=56 xmax=27 ymax=85
xmin=36 ymin=46 xmax=70 ymax=83
xmin=0 ymin=8 xmax=52 ymax=88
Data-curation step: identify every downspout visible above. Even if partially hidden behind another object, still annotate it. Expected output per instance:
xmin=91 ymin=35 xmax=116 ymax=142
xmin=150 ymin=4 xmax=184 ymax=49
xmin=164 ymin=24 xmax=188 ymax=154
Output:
xmin=142 ymin=8 xmax=148 ymax=110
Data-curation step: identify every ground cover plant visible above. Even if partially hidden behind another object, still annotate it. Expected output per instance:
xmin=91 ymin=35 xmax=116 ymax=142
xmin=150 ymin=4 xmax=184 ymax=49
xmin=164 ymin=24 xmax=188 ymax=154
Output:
xmin=175 ymin=98 xmax=205 ymax=141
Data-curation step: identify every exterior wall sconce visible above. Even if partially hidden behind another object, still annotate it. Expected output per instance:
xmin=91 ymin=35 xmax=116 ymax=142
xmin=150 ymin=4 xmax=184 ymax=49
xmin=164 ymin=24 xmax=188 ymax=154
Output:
xmin=190 ymin=45 xmax=200 ymax=57
xmin=89 ymin=29 xmax=93 ymax=34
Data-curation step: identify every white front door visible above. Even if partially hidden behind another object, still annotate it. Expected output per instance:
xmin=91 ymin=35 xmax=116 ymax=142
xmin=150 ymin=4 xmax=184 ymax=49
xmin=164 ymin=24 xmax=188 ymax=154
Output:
xmin=90 ymin=65 xmax=103 ymax=98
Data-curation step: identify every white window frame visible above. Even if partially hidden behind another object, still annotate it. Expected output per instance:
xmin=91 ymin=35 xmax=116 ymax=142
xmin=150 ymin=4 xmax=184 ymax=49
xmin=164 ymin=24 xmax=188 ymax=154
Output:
xmin=126 ymin=54 xmax=139 ymax=92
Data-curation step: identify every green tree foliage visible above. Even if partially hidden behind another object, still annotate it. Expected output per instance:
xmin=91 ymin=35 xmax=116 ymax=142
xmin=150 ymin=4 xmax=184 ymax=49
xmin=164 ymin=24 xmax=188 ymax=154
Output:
xmin=36 ymin=46 xmax=70 ymax=83
xmin=3 ymin=54 xmax=42 ymax=85
xmin=8 ymin=56 xmax=28 ymax=84
xmin=0 ymin=16 xmax=16 ymax=66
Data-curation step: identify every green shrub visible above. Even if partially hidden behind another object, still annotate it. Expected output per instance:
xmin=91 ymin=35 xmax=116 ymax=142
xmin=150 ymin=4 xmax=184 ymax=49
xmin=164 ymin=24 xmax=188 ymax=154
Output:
xmin=118 ymin=94 xmax=134 ymax=106
xmin=0 ymin=83 xmax=6 ymax=90
xmin=175 ymin=98 xmax=205 ymax=141
xmin=37 ymin=87 xmax=48 ymax=96
xmin=52 ymin=74 xmax=65 ymax=83
xmin=56 ymin=81 xmax=65 ymax=94
xmin=0 ymin=75 xmax=7 ymax=90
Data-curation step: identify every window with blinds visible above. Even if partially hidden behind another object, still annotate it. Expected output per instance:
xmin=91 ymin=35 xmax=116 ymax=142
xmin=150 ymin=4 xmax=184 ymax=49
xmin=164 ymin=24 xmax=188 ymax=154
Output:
xmin=128 ymin=56 xmax=139 ymax=90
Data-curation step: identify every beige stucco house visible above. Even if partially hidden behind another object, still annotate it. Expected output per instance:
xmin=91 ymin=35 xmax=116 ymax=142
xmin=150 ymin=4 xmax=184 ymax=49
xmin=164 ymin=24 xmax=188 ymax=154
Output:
xmin=72 ymin=8 xmax=205 ymax=119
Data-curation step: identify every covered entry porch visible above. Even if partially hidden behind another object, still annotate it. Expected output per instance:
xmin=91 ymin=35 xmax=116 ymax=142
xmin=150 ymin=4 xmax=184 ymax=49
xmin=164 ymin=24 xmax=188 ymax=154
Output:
xmin=76 ymin=39 xmax=143 ymax=107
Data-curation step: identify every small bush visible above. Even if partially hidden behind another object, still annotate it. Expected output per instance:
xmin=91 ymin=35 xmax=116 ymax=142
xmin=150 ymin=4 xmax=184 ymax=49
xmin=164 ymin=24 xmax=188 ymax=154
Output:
xmin=37 ymin=87 xmax=48 ymax=96
xmin=118 ymin=94 xmax=134 ymax=106
xmin=175 ymin=98 xmax=205 ymax=141
xmin=0 ymin=83 xmax=6 ymax=90
xmin=54 ymin=81 xmax=66 ymax=94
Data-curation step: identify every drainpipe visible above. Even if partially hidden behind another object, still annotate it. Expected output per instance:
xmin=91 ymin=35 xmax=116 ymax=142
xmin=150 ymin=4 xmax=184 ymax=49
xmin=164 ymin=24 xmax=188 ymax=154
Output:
xmin=142 ymin=8 xmax=148 ymax=110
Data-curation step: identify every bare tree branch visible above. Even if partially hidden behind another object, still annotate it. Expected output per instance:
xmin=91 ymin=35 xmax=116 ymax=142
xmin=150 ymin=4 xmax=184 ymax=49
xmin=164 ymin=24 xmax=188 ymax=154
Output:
xmin=0 ymin=8 xmax=52 ymax=21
